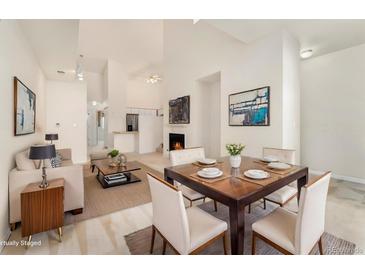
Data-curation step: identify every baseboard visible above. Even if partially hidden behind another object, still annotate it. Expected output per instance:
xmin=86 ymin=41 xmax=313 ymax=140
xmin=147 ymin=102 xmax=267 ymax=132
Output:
xmin=0 ymin=228 xmax=11 ymax=253
xmin=309 ymin=169 xmax=365 ymax=185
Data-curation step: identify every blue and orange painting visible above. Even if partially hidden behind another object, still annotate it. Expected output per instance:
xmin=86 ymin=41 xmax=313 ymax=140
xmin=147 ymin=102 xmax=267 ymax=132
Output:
xmin=229 ymin=87 xmax=270 ymax=126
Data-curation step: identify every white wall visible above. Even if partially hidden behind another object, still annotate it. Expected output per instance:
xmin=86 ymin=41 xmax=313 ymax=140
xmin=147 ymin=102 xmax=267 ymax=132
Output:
xmin=46 ymin=81 xmax=87 ymax=163
xmin=198 ymin=74 xmax=221 ymax=158
xmin=104 ymin=59 xmax=127 ymax=147
xmin=301 ymin=44 xmax=365 ymax=181
xmin=282 ymin=31 xmax=301 ymax=163
xmin=138 ymin=114 xmax=163 ymax=154
xmin=0 ymin=20 xmax=46 ymax=246
xmin=127 ymin=79 xmax=162 ymax=109
xmin=163 ymin=21 xmax=299 ymax=158
xmin=85 ymin=71 xmax=104 ymax=103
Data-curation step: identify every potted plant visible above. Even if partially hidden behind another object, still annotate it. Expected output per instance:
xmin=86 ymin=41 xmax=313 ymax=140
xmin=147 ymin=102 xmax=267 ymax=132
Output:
xmin=226 ymin=143 xmax=245 ymax=168
xmin=108 ymin=149 xmax=120 ymax=166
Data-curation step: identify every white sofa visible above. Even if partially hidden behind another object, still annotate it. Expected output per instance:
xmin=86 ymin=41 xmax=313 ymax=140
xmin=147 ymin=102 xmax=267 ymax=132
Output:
xmin=8 ymin=148 xmax=84 ymax=227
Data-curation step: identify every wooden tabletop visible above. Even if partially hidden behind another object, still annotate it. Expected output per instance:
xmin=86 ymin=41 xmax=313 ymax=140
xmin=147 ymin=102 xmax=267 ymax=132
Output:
xmin=21 ymin=178 xmax=64 ymax=194
xmin=93 ymin=160 xmax=141 ymax=176
xmin=164 ymin=156 xmax=307 ymax=206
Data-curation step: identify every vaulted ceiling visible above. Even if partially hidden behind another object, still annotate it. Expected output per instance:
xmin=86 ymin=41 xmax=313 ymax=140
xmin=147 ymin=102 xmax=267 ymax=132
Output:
xmin=19 ymin=19 xmax=365 ymax=81
xmin=206 ymin=19 xmax=365 ymax=58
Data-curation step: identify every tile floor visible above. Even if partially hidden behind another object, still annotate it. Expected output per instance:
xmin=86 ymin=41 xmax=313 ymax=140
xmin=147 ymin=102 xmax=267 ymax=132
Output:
xmin=2 ymin=152 xmax=365 ymax=255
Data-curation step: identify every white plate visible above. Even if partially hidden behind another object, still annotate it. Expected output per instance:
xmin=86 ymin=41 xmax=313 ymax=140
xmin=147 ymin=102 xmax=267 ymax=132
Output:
xmin=198 ymin=158 xmax=217 ymax=165
xmin=268 ymin=162 xmax=291 ymax=170
xmin=261 ymin=155 xmax=279 ymax=163
xmin=201 ymin=167 xmax=220 ymax=174
xmin=244 ymin=169 xmax=270 ymax=180
xmin=197 ymin=170 xmax=223 ymax=179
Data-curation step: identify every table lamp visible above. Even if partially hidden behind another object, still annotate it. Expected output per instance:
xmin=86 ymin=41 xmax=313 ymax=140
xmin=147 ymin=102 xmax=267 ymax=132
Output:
xmin=29 ymin=144 xmax=56 ymax=188
xmin=45 ymin=133 xmax=58 ymax=144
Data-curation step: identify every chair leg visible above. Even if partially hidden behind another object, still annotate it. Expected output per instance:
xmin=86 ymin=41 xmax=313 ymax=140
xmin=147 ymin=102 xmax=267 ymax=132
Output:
xmin=318 ymin=236 xmax=324 ymax=255
xmin=214 ymin=200 xmax=218 ymax=212
xmin=190 ymin=200 xmax=193 ymax=207
xmin=162 ymin=239 xmax=167 ymax=255
xmin=248 ymin=204 xmax=251 ymax=214
xmin=263 ymin=199 xmax=266 ymax=210
xmin=252 ymin=232 xmax=256 ymax=255
xmin=203 ymin=197 xmax=206 ymax=203
xmin=150 ymin=226 xmax=156 ymax=254
xmin=223 ymin=233 xmax=228 ymax=255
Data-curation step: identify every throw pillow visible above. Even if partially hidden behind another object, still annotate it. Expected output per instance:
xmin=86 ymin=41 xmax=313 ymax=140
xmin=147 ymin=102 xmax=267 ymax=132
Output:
xmin=50 ymin=151 xmax=63 ymax=168
xmin=15 ymin=149 xmax=36 ymax=170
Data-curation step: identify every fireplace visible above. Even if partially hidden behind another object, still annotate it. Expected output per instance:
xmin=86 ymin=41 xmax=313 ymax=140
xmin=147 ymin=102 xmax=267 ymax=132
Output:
xmin=169 ymin=133 xmax=185 ymax=151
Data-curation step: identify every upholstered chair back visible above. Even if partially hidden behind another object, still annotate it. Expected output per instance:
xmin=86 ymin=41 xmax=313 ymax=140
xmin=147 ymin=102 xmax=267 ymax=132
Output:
xmin=295 ymin=172 xmax=331 ymax=254
xmin=263 ymin=147 xmax=295 ymax=165
xmin=147 ymin=174 xmax=190 ymax=254
xmin=170 ymin=147 xmax=205 ymax=166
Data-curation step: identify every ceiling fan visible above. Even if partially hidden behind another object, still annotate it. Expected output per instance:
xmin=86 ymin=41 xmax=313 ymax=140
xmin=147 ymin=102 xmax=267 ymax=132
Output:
xmin=146 ymin=74 xmax=162 ymax=84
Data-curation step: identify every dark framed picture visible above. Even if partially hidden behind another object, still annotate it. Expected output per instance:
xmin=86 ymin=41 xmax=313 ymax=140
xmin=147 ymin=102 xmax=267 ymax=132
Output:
xmin=169 ymin=95 xmax=190 ymax=124
xmin=229 ymin=86 xmax=270 ymax=126
xmin=14 ymin=77 xmax=36 ymax=136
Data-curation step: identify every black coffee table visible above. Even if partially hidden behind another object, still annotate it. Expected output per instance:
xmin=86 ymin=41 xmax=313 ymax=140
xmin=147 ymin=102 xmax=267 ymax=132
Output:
xmin=94 ymin=160 xmax=142 ymax=188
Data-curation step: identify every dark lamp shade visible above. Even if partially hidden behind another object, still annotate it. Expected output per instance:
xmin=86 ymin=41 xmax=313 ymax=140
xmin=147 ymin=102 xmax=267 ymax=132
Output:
xmin=29 ymin=144 xmax=56 ymax=160
xmin=45 ymin=133 xmax=58 ymax=141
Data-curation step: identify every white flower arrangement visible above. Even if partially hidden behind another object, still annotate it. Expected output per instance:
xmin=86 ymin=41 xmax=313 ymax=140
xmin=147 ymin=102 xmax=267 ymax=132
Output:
xmin=225 ymin=143 xmax=245 ymax=156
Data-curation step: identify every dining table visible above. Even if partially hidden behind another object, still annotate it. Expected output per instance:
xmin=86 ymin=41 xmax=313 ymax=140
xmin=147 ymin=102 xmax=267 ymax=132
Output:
xmin=164 ymin=156 xmax=308 ymax=255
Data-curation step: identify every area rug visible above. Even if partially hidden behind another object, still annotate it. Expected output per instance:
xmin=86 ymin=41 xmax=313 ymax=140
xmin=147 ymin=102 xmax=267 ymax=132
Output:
xmin=64 ymin=161 xmax=161 ymax=225
xmin=125 ymin=202 xmax=356 ymax=255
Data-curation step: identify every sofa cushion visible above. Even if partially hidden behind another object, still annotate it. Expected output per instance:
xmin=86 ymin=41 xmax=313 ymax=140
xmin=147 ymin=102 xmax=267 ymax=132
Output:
xmin=61 ymin=160 xmax=73 ymax=167
xmin=15 ymin=150 xmax=36 ymax=171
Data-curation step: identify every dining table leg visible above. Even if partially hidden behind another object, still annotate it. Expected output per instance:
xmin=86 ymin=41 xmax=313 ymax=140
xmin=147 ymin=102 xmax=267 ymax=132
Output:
xmin=229 ymin=204 xmax=245 ymax=255
xmin=297 ymin=168 xmax=309 ymax=202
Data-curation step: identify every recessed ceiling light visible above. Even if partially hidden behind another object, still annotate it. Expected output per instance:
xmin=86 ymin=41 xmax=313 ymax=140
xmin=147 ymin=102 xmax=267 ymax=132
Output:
xmin=300 ymin=49 xmax=313 ymax=59
xmin=92 ymin=101 xmax=97 ymax=106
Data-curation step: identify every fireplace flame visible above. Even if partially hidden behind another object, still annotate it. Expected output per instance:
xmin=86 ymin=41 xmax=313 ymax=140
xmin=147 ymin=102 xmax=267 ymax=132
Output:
xmin=173 ymin=142 xmax=183 ymax=150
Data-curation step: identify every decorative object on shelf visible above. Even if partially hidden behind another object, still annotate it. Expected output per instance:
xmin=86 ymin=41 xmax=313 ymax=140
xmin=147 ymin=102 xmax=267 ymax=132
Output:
xmin=14 ymin=77 xmax=36 ymax=136
xmin=226 ymin=143 xmax=245 ymax=168
xmin=107 ymin=149 xmax=127 ymax=167
xmin=29 ymin=144 xmax=56 ymax=188
xmin=169 ymin=95 xmax=190 ymax=124
xmin=118 ymin=153 xmax=127 ymax=167
xmin=229 ymin=86 xmax=270 ymax=126
xmin=45 ymin=133 xmax=58 ymax=144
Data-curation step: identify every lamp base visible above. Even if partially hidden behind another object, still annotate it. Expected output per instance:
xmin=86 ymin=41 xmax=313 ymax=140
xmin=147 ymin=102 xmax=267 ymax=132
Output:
xmin=39 ymin=166 xmax=49 ymax=188
xmin=39 ymin=181 xmax=49 ymax=189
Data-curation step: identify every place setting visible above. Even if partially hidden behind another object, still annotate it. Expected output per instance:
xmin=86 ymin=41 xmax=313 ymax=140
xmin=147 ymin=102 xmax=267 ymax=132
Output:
xmin=255 ymin=155 xmax=297 ymax=175
xmin=190 ymin=166 xmax=231 ymax=183
xmin=236 ymin=169 xmax=277 ymax=186
xmin=192 ymin=158 xmax=223 ymax=168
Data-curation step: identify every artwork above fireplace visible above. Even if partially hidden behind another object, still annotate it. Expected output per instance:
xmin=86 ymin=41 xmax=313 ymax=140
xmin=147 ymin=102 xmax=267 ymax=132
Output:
xmin=169 ymin=133 xmax=185 ymax=151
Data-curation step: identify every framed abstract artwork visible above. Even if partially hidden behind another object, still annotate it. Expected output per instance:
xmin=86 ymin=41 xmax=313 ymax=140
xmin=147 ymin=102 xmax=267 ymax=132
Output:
xmin=169 ymin=95 xmax=190 ymax=124
xmin=14 ymin=77 xmax=36 ymax=136
xmin=229 ymin=86 xmax=270 ymax=126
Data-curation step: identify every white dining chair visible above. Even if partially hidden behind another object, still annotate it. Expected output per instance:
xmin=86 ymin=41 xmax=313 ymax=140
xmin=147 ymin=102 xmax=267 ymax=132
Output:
xmin=262 ymin=147 xmax=298 ymax=209
xmin=170 ymin=147 xmax=217 ymax=211
xmin=248 ymin=148 xmax=297 ymax=213
xmin=251 ymin=171 xmax=331 ymax=255
xmin=147 ymin=173 xmax=228 ymax=255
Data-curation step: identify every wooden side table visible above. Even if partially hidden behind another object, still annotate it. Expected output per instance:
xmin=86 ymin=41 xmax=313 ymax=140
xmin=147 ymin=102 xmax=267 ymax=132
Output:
xmin=21 ymin=178 xmax=64 ymax=245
